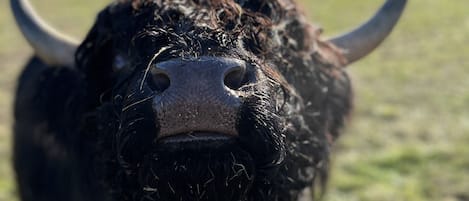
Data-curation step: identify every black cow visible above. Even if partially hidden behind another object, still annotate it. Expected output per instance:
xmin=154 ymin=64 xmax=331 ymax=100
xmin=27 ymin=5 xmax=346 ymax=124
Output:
xmin=10 ymin=0 xmax=406 ymax=201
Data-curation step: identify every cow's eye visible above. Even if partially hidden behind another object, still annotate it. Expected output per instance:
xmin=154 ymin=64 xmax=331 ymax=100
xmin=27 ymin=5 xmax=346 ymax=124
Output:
xmin=235 ymin=0 xmax=247 ymax=7
xmin=148 ymin=68 xmax=170 ymax=92
xmin=113 ymin=54 xmax=127 ymax=70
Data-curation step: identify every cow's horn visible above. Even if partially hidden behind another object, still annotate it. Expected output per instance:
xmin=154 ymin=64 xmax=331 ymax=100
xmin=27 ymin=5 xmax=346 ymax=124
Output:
xmin=10 ymin=0 xmax=79 ymax=67
xmin=329 ymin=0 xmax=407 ymax=64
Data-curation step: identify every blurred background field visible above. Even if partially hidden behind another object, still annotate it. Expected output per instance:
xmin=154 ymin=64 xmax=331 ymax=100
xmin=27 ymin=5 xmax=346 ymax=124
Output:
xmin=0 ymin=0 xmax=468 ymax=201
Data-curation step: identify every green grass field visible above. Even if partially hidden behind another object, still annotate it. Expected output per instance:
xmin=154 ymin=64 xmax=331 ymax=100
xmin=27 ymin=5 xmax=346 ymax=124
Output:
xmin=1 ymin=0 xmax=468 ymax=201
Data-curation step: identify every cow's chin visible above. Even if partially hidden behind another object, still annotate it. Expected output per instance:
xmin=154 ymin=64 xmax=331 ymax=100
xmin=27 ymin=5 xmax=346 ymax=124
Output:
xmin=129 ymin=141 xmax=256 ymax=201
xmin=98 ymin=98 xmax=285 ymax=201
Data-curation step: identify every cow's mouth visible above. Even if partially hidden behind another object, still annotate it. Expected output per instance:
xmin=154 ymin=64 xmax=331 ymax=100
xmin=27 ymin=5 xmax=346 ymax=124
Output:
xmin=156 ymin=131 xmax=238 ymax=151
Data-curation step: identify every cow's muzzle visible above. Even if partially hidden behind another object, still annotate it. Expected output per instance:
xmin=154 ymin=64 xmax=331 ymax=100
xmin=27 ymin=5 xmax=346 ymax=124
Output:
xmin=149 ymin=56 xmax=253 ymax=143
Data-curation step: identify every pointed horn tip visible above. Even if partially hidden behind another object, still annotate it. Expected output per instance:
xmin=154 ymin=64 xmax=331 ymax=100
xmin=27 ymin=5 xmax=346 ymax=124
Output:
xmin=328 ymin=0 xmax=408 ymax=64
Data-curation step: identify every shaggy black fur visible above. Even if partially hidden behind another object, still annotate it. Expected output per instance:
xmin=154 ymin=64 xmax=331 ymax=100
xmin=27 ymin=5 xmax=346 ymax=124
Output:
xmin=14 ymin=0 xmax=352 ymax=201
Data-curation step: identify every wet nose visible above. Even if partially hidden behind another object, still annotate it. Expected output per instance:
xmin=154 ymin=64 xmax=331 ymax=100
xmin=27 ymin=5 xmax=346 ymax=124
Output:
xmin=148 ymin=57 xmax=252 ymax=139
xmin=148 ymin=57 xmax=247 ymax=93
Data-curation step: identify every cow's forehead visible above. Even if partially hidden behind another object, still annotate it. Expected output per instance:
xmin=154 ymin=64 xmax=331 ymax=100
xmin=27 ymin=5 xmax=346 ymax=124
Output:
xmin=112 ymin=0 xmax=296 ymax=28
xmin=106 ymin=0 xmax=345 ymax=70
xmin=127 ymin=0 xmax=294 ymax=12
xmin=107 ymin=1 xmax=275 ymax=60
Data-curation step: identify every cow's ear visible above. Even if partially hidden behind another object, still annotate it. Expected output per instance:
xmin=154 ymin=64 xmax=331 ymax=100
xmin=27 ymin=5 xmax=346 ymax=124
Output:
xmin=75 ymin=9 xmax=116 ymax=105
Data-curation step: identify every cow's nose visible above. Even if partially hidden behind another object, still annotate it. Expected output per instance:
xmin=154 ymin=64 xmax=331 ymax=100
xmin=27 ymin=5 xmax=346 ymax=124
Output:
xmin=149 ymin=57 xmax=247 ymax=93
xmin=149 ymin=56 xmax=252 ymax=140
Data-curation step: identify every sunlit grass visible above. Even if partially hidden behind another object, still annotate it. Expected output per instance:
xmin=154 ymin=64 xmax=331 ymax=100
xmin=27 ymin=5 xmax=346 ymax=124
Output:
xmin=1 ymin=0 xmax=468 ymax=201
xmin=304 ymin=1 xmax=469 ymax=201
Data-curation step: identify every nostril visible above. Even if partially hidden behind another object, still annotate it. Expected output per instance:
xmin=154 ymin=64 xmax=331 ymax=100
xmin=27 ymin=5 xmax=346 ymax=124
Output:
xmin=148 ymin=69 xmax=170 ymax=92
xmin=224 ymin=66 xmax=246 ymax=90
